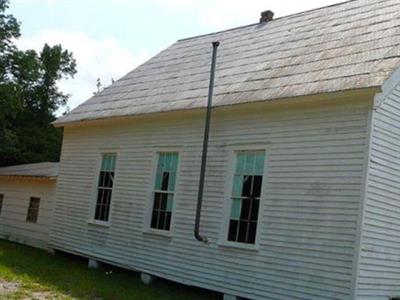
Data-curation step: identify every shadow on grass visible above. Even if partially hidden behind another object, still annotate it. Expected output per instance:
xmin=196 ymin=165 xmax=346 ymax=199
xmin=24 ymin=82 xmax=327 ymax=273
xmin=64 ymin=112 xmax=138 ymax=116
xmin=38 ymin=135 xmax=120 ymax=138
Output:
xmin=0 ymin=240 xmax=221 ymax=300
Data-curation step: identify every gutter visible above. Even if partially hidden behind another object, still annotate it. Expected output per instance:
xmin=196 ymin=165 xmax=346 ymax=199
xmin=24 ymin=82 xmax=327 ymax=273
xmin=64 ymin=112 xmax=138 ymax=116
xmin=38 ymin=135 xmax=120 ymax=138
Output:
xmin=194 ymin=41 xmax=220 ymax=243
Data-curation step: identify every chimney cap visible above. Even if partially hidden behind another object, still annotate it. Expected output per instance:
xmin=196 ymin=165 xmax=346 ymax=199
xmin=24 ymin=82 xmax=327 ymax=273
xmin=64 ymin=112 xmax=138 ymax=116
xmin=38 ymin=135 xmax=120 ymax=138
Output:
xmin=260 ymin=10 xmax=274 ymax=23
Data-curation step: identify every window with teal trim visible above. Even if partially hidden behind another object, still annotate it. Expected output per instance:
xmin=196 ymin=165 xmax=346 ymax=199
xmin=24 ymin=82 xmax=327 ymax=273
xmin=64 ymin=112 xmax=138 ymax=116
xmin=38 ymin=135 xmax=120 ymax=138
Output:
xmin=228 ymin=151 xmax=265 ymax=244
xmin=151 ymin=152 xmax=179 ymax=231
xmin=94 ymin=153 xmax=116 ymax=222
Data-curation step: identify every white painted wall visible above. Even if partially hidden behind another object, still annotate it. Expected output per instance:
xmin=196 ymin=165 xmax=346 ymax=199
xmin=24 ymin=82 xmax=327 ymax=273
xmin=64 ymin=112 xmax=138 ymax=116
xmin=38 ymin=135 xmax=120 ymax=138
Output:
xmin=356 ymin=81 xmax=400 ymax=299
xmin=52 ymin=96 xmax=372 ymax=300
xmin=0 ymin=178 xmax=56 ymax=249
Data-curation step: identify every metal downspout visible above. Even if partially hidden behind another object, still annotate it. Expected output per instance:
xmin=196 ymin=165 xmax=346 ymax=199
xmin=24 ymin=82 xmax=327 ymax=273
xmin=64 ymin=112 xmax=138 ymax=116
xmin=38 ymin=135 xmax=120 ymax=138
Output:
xmin=194 ymin=41 xmax=220 ymax=242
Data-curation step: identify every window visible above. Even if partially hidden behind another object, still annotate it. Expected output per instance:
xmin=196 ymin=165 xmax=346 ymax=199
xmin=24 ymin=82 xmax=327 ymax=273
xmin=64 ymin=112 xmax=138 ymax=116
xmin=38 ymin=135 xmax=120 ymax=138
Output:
xmin=227 ymin=151 xmax=265 ymax=244
xmin=94 ymin=153 xmax=117 ymax=222
xmin=150 ymin=152 xmax=179 ymax=231
xmin=0 ymin=194 xmax=3 ymax=216
xmin=26 ymin=197 xmax=40 ymax=223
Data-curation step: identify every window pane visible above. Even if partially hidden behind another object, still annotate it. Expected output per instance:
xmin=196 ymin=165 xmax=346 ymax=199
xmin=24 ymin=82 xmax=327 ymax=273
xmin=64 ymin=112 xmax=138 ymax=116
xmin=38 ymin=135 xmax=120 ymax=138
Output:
xmin=166 ymin=194 xmax=174 ymax=212
xmin=228 ymin=220 xmax=238 ymax=242
xmin=101 ymin=154 xmax=116 ymax=172
xmin=168 ymin=172 xmax=176 ymax=191
xmin=244 ymin=152 xmax=255 ymax=174
xmin=158 ymin=211 xmax=166 ymax=229
xmin=254 ymin=152 xmax=265 ymax=175
xmin=236 ymin=151 xmax=265 ymax=175
xmin=151 ymin=211 xmax=159 ymax=229
xmin=155 ymin=152 xmax=179 ymax=191
xmin=159 ymin=152 xmax=178 ymax=172
xmin=150 ymin=152 xmax=178 ymax=231
xmin=106 ymin=172 xmax=114 ymax=187
xmin=96 ymin=189 xmax=104 ymax=207
xmin=151 ymin=193 xmax=172 ymax=231
xmin=158 ymin=153 xmax=166 ymax=171
xmin=170 ymin=153 xmax=178 ymax=172
xmin=165 ymin=212 xmax=172 ymax=230
xmin=235 ymin=152 xmax=246 ymax=174
xmin=94 ymin=204 xmax=101 ymax=220
xmin=153 ymin=193 xmax=162 ymax=210
xmin=151 ymin=211 xmax=158 ymax=228
xmin=94 ymin=153 xmax=116 ymax=222
xmin=100 ymin=203 xmax=107 ymax=221
xmin=159 ymin=193 xmax=168 ymax=210
xmin=94 ymin=188 xmax=112 ymax=221
xmin=98 ymin=171 xmax=105 ymax=186
xmin=26 ymin=197 xmax=40 ymax=223
xmin=253 ymin=176 xmax=263 ymax=197
xmin=165 ymin=153 xmax=172 ymax=171
xmin=240 ymin=197 xmax=251 ymax=220
xmin=241 ymin=175 xmax=253 ymax=197
xmin=251 ymin=199 xmax=260 ymax=221
xmin=238 ymin=221 xmax=248 ymax=243
xmin=230 ymin=198 xmax=241 ymax=220
xmin=154 ymin=171 xmax=162 ymax=190
xmin=232 ymin=175 xmax=243 ymax=197
xmin=98 ymin=171 xmax=114 ymax=188
xmin=228 ymin=150 xmax=265 ymax=244
xmin=161 ymin=172 xmax=170 ymax=191
xmin=248 ymin=222 xmax=257 ymax=244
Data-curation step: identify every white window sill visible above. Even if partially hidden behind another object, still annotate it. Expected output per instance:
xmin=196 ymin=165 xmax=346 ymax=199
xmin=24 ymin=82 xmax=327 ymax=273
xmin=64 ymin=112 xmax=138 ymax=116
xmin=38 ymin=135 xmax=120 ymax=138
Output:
xmin=87 ymin=219 xmax=111 ymax=228
xmin=218 ymin=241 xmax=259 ymax=252
xmin=142 ymin=228 xmax=172 ymax=239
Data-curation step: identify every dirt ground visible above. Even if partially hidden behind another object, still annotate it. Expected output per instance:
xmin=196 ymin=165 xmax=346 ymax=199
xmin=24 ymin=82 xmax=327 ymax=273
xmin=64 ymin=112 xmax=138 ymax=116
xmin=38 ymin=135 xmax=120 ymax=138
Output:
xmin=0 ymin=278 xmax=19 ymax=295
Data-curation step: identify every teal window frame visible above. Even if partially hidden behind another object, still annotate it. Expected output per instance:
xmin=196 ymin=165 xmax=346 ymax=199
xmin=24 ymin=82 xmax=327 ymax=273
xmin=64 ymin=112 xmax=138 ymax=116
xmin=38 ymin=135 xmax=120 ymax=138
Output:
xmin=227 ymin=150 xmax=265 ymax=244
xmin=94 ymin=153 xmax=117 ymax=222
xmin=150 ymin=152 xmax=179 ymax=231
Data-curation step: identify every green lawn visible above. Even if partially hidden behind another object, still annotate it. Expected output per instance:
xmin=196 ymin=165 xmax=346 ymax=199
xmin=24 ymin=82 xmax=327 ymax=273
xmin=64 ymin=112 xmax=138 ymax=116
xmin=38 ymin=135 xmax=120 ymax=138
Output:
xmin=0 ymin=240 xmax=220 ymax=300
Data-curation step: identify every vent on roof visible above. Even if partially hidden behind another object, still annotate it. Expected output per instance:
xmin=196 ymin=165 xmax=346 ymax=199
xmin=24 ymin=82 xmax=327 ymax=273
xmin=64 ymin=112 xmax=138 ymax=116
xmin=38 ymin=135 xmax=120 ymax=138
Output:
xmin=259 ymin=10 xmax=274 ymax=23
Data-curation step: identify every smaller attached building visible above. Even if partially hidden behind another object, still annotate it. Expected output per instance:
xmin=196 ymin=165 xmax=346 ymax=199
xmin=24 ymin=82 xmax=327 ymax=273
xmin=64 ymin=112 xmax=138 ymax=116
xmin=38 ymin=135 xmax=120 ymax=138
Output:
xmin=0 ymin=162 xmax=58 ymax=249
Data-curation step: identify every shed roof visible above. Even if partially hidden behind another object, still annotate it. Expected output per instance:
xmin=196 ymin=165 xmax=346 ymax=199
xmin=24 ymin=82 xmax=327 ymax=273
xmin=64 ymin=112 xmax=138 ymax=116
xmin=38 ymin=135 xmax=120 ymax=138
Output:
xmin=55 ymin=0 xmax=400 ymax=125
xmin=0 ymin=162 xmax=59 ymax=179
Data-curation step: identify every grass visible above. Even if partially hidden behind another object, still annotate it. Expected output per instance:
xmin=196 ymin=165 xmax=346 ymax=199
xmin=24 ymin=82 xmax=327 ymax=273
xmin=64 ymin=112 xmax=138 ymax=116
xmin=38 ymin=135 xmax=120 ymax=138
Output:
xmin=0 ymin=240 xmax=220 ymax=300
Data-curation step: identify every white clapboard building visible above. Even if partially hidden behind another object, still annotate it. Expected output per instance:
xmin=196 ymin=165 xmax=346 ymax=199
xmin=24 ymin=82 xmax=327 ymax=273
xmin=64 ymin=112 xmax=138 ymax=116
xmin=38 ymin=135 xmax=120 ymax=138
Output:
xmin=3 ymin=0 xmax=400 ymax=299
xmin=0 ymin=162 xmax=58 ymax=249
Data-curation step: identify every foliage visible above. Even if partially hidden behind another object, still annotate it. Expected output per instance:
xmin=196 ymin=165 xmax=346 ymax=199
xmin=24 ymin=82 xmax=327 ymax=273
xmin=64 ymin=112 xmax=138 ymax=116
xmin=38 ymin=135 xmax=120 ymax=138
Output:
xmin=0 ymin=240 xmax=218 ymax=299
xmin=0 ymin=0 xmax=76 ymax=166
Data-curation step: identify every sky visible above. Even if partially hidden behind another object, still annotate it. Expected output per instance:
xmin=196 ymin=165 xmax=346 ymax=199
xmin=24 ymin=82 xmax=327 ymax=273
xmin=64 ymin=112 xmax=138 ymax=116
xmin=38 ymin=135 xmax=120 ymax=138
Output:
xmin=9 ymin=0 xmax=344 ymax=112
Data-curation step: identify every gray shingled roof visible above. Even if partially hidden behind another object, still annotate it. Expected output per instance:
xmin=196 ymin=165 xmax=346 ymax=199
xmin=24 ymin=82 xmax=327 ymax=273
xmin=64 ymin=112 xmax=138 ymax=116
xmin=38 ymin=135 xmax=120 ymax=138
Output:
xmin=0 ymin=162 xmax=59 ymax=179
xmin=55 ymin=0 xmax=400 ymax=125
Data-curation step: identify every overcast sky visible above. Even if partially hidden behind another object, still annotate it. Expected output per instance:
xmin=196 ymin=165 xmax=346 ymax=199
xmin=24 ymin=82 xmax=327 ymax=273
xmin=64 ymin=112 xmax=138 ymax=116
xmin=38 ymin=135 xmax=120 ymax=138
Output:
xmin=10 ymin=0 xmax=344 ymax=111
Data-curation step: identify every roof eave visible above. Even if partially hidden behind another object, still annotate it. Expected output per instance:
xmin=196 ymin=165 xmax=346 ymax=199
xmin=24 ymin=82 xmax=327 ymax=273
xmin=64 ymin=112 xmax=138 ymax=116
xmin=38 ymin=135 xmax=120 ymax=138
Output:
xmin=54 ymin=86 xmax=381 ymax=128
xmin=0 ymin=175 xmax=57 ymax=181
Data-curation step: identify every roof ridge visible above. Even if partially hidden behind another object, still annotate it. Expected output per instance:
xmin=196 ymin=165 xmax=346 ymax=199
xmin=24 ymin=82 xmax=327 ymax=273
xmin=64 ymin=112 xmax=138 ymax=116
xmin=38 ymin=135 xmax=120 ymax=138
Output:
xmin=178 ymin=0 xmax=357 ymax=42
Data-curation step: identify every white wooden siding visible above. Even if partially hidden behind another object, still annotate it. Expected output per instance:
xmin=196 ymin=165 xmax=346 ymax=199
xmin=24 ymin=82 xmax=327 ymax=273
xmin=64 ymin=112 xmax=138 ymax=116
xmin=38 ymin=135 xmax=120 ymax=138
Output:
xmin=52 ymin=98 xmax=371 ymax=300
xmin=356 ymin=83 xmax=400 ymax=299
xmin=0 ymin=178 xmax=56 ymax=249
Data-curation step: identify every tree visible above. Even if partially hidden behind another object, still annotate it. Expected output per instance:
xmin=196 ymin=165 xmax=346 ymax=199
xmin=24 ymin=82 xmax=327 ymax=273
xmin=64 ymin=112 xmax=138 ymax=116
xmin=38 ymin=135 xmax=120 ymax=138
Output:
xmin=0 ymin=0 xmax=76 ymax=166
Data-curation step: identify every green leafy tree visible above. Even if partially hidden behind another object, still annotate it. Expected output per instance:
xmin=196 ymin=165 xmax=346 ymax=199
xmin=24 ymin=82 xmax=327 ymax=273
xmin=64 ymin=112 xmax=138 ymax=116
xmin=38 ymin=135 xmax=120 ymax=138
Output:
xmin=0 ymin=0 xmax=76 ymax=166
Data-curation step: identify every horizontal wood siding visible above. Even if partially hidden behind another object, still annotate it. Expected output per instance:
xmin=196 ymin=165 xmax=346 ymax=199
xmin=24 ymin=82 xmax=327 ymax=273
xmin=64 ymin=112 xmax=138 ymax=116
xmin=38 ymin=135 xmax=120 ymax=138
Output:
xmin=0 ymin=179 xmax=56 ymax=249
xmin=357 ymin=84 xmax=400 ymax=299
xmin=52 ymin=99 xmax=370 ymax=299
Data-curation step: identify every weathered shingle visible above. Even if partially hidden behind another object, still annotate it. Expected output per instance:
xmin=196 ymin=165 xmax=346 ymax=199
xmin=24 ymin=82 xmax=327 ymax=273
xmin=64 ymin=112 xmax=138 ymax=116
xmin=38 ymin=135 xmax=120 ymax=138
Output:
xmin=55 ymin=0 xmax=400 ymax=125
